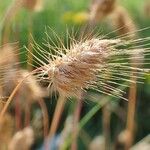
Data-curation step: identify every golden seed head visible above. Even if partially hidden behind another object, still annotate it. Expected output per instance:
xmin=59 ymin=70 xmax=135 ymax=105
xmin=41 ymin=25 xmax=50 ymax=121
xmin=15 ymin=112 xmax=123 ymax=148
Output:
xmin=0 ymin=45 xmax=18 ymax=68
xmin=42 ymin=39 xmax=120 ymax=97
xmin=18 ymin=70 xmax=46 ymax=101
xmin=23 ymin=0 xmax=43 ymax=11
xmin=89 ymin=0 xmax=116 ymax=22
xmin=109 ymin=5 xmax=137 ymax=39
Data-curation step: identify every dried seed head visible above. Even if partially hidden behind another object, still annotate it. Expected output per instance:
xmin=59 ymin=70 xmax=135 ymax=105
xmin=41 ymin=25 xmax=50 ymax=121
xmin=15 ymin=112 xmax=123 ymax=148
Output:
xmin=8 ymin=127 xmax=34 ymax=150
xmin=46 ymin=39 xmax=118 ymax=96
xmin=109 ymin=5 xmax=137 ymax=39
xmin=38 ymin=38 xmax=122 ymax=97
xmin=18 ymin=70 xmax=46 ymax=102
xmin=0 ymin=45 xmax=18 ymax=68
xmin=144 ymin=0 xmax=150 ymax=17
xmin=0 ymin=45 xmax=19 ymax=100
xmin=33 ymin=30 xmax=150 ymax=100
xmin=89 ymin=0 xmax=116 ymax=22
xmin=4 ymin=69 xmax=46 ymax=104
xmin=23 ymin=0 xmax=43 ymax=11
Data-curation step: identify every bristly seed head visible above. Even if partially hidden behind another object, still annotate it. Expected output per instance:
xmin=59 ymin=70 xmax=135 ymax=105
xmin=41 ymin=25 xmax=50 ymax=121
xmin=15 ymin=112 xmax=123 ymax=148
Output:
xmin=39 ymin=38 xmax=121 ymax=97
xmin=31 ymin=31 xmax=150 ymax=100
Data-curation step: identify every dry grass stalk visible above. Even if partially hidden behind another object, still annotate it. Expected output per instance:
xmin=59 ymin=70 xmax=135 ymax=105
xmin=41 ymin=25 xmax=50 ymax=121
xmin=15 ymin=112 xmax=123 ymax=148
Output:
xmin=38 ymin=99 xmax=49 ymax=138
xmin=48 ymin=94 xmax=66 ymax=140
xmin=59 ymin=115 xmax=74 ymax=149
xmin=102 ymin=103 xmax=111 ymax=150
xmin=71 ymin=92 xmax=83 ymax=150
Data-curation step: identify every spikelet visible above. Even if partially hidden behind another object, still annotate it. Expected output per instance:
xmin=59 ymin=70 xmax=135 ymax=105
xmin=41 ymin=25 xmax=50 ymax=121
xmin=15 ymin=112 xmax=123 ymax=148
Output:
xmin=23 ymin=0 xmax=43 ymax=12
xmin=0 ymin=45 xmax=19 ymax=99
xmin=109 ymin=5 xmax=137 ymax=40
xmin=89 ymin=0 xmax=116 ymax=23
xmin=0 ymin=45 xmax=18 ymax=68
xmin=8 ymin=127 xmax=34 ymax=150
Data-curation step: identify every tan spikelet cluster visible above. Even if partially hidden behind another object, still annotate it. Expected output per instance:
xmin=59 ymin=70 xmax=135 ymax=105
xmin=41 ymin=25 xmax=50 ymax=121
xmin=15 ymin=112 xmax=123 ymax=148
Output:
xmin=89 ymin=0 xmax=116 ymax=22
xmin=8 ymin=127 xmax=34 ymax=150
xmin=17 ymin=70 xmax=46 ymax=102
xmin=39 ymin=38 xmax=120 ymax=97
xmin=3 ymin=69 xmax=46 ymax=107
xmin=0 ymin=113 xmax=15 ymax=148
xmin=0 ymin=45 xmax=18 ymax=68
xmin=0 ymin=45 xmax=46 ymax=105
xmin=23 ymin=0 xmax=43 ymax=11
xmin=110 ymin=6 xmax=137 ymax=39
xmin=88 ymin=0 xmax=137 ymax=40
xmin=0 ymin=45 xmax=19 ymax=99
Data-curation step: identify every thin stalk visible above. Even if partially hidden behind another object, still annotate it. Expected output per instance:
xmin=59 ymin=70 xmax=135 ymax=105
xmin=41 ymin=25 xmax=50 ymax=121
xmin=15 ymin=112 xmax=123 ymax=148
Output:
xmin=48 ymin=94 xmax=66 ymax=140
xmin=125 ymin=54 xmax=139 ymax=149
xmin=15 ymin=94 xmax=22 ymax=130
xmin=38 ymin=99 xmax=49 ymax=138
xmin=125 ymin=75 xmax=137 ymax=149
xmin=24 ymin=102 xmax=31 ymax=127
xmin=71 ymin=93 xmax=83 ymax=150
xmin=102 ymin=103 xmax=111 ymax=150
